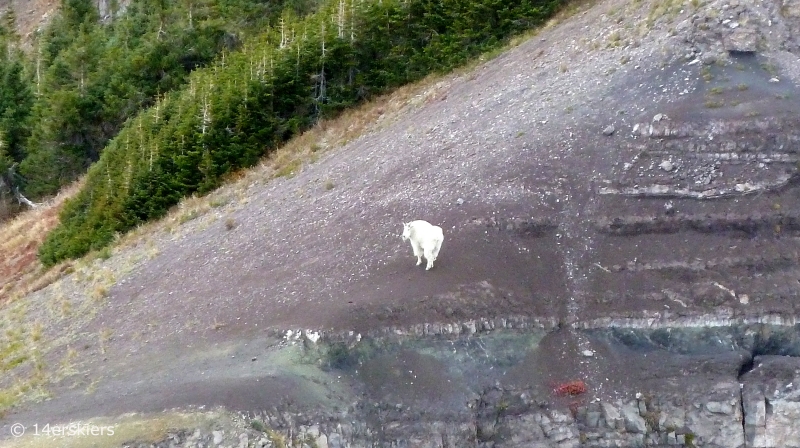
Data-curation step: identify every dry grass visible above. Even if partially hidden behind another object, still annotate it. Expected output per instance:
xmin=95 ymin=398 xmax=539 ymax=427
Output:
xmin=2 ymin=410 xmax=235 ymax=448
xmin=0 ymin=301 xmax=50 ymax=415
xmin=0 ymin=182 xmax=84 ymax=414
xmin=98 ymin=327 xmax=113 ymax=355
xmin=0 ymin=182 xmax=83 ymax=304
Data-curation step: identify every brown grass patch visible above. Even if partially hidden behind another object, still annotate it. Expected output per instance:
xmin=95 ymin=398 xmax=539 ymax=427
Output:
xmin=2 ymin=410 xmax=235 ymax=448
xmin=0 ymin=181 xmax=83 ymax=304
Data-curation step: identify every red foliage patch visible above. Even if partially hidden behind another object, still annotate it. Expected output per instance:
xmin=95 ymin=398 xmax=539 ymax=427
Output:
xmin=553 ymin=380 xmax=587 ymax=396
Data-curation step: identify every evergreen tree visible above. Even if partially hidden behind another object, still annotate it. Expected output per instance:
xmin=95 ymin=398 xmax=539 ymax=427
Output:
xmin=42 ymin=0 xmax=101 ymax=61
xmin=0 ymin=18 xmax=32 ymax=165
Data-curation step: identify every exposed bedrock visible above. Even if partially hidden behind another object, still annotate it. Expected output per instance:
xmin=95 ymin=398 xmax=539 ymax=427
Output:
xmin=111 ymin=325 xmax=800 ymax=448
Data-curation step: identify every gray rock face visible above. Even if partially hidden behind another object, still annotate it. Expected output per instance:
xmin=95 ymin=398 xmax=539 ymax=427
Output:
xmin=132 ymin=395 xmax=751 ymax=448
xmin=784 ymin=0 xmax=800 ymax=17
xmin=725 ymin=27 xmax=758 ymax=53
xmin=621 ymin=403 xmax=647 ymax=434
xmin=687 ymin=0 xmax=800 ymax=57
xmin=743 ymin=356 xmax=800 ymax=447
xmin=118 ymin=327 xmax=800 ymax=448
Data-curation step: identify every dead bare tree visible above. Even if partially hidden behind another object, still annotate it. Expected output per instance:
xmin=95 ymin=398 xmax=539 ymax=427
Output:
xmin=313 ymin=21 xmax=327 ymax=118
xmin=0 ymin=163 xmax=37 ymax=208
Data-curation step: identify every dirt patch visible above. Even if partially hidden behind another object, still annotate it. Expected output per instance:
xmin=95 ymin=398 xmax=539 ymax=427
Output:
xmin=0 ymin=0 xmax=60 ymax=49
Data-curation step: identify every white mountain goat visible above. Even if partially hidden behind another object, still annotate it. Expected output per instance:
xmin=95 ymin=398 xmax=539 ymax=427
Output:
xmin=401 ymin=220 xmax=444 ymax=270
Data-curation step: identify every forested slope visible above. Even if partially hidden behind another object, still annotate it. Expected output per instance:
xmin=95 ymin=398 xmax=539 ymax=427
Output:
xmin=0 ymin=0 xmax=321 ymax=216
xmin=31 ymin=0 xmax=562 ymax=264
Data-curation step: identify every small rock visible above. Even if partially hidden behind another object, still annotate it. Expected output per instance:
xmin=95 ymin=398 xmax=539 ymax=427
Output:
xmin=601 ymin=402 xmax=621 ymax=429
xmin=739 ymin=294 xmax=750 ymax=305
xmin=724 ymin=27 xmax=758 ymax=53
xmin=306 ymin=426 xmax=320 ymax=438
xmin=586 ymin=411 xmax=602 ymax=428
xmin=252 ymin=357 xmax=257 ymax=361
xmin=652 ymin=113 xmax=667 ymax=122
xmin=769 ymin=77 xmax=780 ymax=83
xmin=665 ymin=201 xmax=675 ymax=215
xmin=659 ymin=160 xmax=675 ymax=172
xmin=667 ymin=432 xmax=677 ymax=444
xmin=622 ymin=404 xmax=647 ymax=433
xmin=213 ymin=430 xmax=224 ymax=445
xmin=456 ymin=198 xmax=465 ymax=205
xmin=582 ymin=349 xmax=595 ymax=357
xmin=602 ymin=125 xmax=615 ymax=136
xmin=702 ymin=54 xmax=717 ymax=65
xmin=706 ymin=401 xmax=733 ymax=415
xmin=328 ymin=433 xmax=343 ymax=448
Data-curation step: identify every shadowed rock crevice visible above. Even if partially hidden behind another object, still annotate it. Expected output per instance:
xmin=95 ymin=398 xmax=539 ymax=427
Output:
xmin=738 ymin=354 xmax=757 ymax=377
xmin=595 ymin=212 xmax=800 ymax=237
xmin=603 ymin=102 xmax=800 ymax=199
xmin=603 ymin=254 xmax=799 ymax=274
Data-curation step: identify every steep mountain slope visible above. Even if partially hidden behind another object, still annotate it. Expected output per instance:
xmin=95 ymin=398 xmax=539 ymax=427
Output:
xmin=0 ymin=0 xmax=59 ymax=45
xmin=83 ymin=0 xmax=800 ymax=338
xmin=0 ymin=0 xmax=130 ymax=47
xmin=3 ymin=0 xmax=800 ymax=445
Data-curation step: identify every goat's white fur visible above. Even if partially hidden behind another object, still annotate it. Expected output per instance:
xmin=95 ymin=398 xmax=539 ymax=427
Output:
xmin=401 ymin=220 xmax=444 ymax=270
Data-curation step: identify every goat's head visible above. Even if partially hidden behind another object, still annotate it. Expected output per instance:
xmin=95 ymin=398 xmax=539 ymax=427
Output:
xmin=401 ymin=222 xmax=412 ymax=241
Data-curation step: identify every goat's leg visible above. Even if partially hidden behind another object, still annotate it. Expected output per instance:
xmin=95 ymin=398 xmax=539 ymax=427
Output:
xmin=424 ymin=248 xmax=435 ymax=270
xmin=412 ymin=242 xmax=423 ymax=266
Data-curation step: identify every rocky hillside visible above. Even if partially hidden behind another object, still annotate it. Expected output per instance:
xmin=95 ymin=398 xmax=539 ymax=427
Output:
xmin=0 ymin=0 xmax=58 ymax=45
xmin=2 ymin=0 xmax=800 ymax=446
xmin=0 ymin=0 xmax=128 ymax=47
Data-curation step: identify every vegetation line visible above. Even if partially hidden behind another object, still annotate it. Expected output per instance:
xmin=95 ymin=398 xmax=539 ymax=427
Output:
xmin=37 ymin=0 xmax=565 ymax=265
